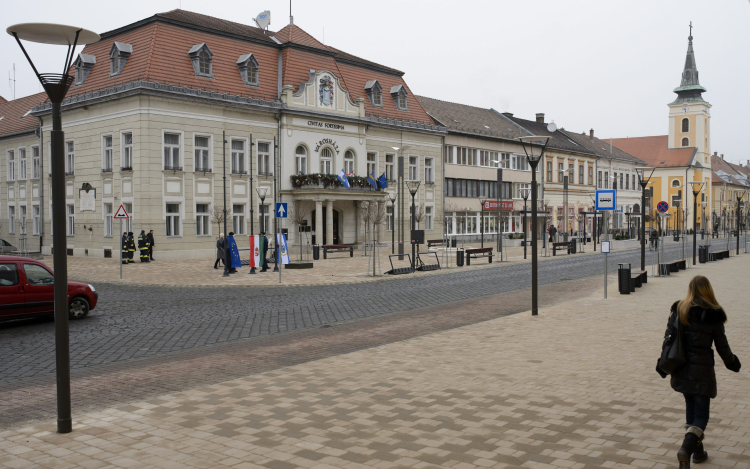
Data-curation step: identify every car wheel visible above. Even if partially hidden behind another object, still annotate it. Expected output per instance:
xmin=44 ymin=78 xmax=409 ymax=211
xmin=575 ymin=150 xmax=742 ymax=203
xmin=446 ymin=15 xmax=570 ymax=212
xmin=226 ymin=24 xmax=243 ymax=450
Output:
xmin=69 ymin=296 xmax=90 ymax=319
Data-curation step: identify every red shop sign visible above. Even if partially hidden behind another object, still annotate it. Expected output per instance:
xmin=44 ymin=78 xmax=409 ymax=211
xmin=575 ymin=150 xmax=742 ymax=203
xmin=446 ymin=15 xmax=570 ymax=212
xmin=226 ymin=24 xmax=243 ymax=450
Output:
xmin=483 ymin=200 xmax=514 ymax=211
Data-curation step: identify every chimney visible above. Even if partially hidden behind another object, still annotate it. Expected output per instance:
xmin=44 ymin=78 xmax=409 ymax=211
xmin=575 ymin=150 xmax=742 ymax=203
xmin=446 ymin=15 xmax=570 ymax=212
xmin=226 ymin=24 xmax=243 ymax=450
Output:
xmin=502 ymin=112 xmax=514 ymax=118
xmin=589 ymin=128 xmax=594 ymax=139
xmin=721 ymin=154 xmax=724 ymax=161
xmin=535 ymin=113 xmax=545 ymax=124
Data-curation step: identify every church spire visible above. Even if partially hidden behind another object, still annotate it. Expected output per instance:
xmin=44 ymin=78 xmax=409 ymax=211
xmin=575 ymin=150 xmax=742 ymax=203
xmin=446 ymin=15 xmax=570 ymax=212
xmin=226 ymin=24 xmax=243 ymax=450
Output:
xmin=672 ymin=21 xmax=707 ymax=104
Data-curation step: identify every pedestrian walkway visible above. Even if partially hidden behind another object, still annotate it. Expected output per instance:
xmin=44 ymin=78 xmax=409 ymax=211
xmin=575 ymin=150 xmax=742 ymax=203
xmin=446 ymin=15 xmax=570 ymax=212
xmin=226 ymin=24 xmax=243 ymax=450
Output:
xmin=2 ymin=255 xmax=748 ymax=468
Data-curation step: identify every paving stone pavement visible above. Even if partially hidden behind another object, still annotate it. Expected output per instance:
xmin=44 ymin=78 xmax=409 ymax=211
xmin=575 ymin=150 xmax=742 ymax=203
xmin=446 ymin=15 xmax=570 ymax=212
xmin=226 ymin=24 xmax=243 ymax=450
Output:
xmin=1 ymin=247 xmax=747 ymax=468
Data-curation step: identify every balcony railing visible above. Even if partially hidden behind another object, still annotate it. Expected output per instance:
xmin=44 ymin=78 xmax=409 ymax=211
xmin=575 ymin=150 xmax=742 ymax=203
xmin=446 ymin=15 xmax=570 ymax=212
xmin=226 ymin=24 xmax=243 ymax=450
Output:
xmin=196 ymin=167 xmax=213 ymax=173
xmin=65 ymin=170 xmax=75 ymax=176
xmin=231 ymin=169 xmax=247 ymax=175
xmin=101 ymin=166 xmax=113 ymax=173
xmin=258 ymin=171 xmax=274 ymax=177
xmin=121 ymin=166 xmax=133 ymax=171
xmin=164 ymin=165 xmax=183 ymax=172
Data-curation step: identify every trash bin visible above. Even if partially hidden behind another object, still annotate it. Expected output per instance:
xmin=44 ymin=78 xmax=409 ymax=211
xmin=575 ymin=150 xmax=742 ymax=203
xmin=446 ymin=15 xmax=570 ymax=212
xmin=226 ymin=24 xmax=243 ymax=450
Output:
xmin=618 ymin=263 xmax=632 ymax=294
xmin=312 ymin=245 xmax=320 ymax=260
xmin=456 ymin=249 xmax=464 ymax=267
xmin=451 ymin=238 xmax=457 ymax=248
xmin=569 ymin=238 xmax=577 ymax=254
xmin=673 ymin=233 xmax=680 ymax=242
xmin=698 ymin=245 xmax=707 ymax=264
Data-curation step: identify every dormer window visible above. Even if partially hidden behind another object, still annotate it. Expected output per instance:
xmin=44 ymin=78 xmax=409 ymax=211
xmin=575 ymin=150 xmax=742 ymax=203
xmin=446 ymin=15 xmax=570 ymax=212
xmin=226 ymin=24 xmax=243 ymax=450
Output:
xmin=390 ymin=85 xmax=408 ymax=111
xmin=236 ymin=53 xmax=259 ymax=86
xmin=73 ymin=54 xmax=96 ymax=86
xmin=109 ymin=42 xmax=132 ymax=77
xmin=364 ymin=80 xmax=383 ymax=107
xmin=188 ymin=43 xmax=213 ymax=78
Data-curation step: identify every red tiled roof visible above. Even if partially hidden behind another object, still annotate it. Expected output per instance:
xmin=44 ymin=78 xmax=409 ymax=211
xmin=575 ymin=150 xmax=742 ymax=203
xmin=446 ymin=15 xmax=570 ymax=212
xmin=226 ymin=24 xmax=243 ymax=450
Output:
xmin=609 ymin=135 xmax=695 ymax=168
xmin=274 ymin=24 xmax=329 ymax=51
xmin=151 ymin=9 xmax=277 ymax=45
xmin=0 ymin=92 xmax=47 ymax=138
xmin=711 ymin=154 xmax=750 ymax=187
xmin=0 ymin=96 xmax=7 ymax=104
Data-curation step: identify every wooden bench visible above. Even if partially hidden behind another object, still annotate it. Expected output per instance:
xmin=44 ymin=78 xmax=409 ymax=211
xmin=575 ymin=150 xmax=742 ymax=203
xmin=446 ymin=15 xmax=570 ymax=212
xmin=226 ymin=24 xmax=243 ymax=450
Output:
xmin=630 ymin=270 xmax=648 ymax=290
xmin=322 ymin=244 xmax=355 ymax=259
xmin=552 ymin=242 xmax=571 ymax=256
xmin=659 ymin=260 xmax=683 ymax=274
xmin=715 ymin=250 xmax=730 ymax=260
xmin=465 ymin=247 xmax=493 ymax=265
xmin=427 ymin=239 xmax=446 ymax=248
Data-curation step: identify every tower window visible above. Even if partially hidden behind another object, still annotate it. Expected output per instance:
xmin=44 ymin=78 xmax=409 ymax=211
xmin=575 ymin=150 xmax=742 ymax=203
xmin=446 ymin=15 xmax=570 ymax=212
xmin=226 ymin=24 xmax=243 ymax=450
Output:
xmin=681 ymin=118 xmax=689 ymax=133
xmin=681 ymin=137 xmax=689 ymax=147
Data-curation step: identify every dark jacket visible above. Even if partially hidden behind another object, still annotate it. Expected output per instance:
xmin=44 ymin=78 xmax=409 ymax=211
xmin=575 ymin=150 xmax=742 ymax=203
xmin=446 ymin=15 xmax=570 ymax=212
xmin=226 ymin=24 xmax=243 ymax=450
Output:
xmin=664 ymin=301 xmax=738 ymax=398
xmin=216 ymin=238 xmax=225 ymax=259
xmin=147 ymin=233 xmax=154 ymax=247
xmin=137 ymin=234 xmax=148 ymax=249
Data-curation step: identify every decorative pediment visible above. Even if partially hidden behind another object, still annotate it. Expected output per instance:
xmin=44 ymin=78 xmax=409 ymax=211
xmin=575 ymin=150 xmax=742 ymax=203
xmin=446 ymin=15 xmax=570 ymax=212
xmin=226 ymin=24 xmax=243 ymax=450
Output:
xmin=290 ymin=70 xmax=359 ymax=116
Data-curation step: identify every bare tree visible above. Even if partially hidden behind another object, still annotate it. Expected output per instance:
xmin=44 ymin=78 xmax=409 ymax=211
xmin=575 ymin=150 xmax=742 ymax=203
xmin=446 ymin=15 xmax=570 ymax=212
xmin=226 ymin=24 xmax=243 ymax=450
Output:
xmin=288 ymin=200 xmax=311 ymax=260
xmin=210 ymin=205 xmax=225 ymax=236
xmin=413 ymin=203 xmax=425 ymax=228
xmin=436 ymin=201 xmax=458 ymax=236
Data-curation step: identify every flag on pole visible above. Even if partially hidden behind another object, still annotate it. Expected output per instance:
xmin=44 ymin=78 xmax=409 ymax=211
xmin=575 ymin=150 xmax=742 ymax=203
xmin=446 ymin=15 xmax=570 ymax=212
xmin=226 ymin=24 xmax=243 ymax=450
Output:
xmin=337 ymin=169 xmax=351 ymax=188
xmin=227 ymin=234 xmax=242 ymax=269
xmin=366 ymin=172 xmax=378 ymax=189
xmin=248 ymin=235 xmax=262 ymax=267
xmin=276 ymin=233 xmax=290 ymax=265
xmin=377 ymin=172 xmax=388 ymax=189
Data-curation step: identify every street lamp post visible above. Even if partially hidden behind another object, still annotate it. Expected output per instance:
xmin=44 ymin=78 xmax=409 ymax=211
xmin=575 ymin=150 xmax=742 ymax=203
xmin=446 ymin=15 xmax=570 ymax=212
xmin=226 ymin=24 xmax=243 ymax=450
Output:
xmin=635 ymin=167 xmax=655 ymax=271
xmin=391 ymin=146 xmax=411 ymax=261
xmin=517 ymin=136 xmax=551 ymax=316
xmin=8 ymin=22 xmax=100 ymax=434
xmin=521 ymin=189 xmax=529 ymax=259
xmin=222 ymin=126 xmax=229 ymax=278
xmin=388 ymin=192 xmax=397 ymax=254
xmin=689 ymin=182 xmax=704 ymax=265
xmin=257 ymin=188 xmax=267 ymax=271
xmin=406 ymin=181 xmax=420 ymax=271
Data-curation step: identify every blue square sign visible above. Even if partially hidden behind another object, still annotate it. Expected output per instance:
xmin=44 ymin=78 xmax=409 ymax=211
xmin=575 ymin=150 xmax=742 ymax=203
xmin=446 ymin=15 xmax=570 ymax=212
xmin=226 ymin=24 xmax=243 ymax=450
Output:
xmin=276 ymin=202 xmax=288 ymax=218
xmin=595 ymin=190 xmax=616 ymax=211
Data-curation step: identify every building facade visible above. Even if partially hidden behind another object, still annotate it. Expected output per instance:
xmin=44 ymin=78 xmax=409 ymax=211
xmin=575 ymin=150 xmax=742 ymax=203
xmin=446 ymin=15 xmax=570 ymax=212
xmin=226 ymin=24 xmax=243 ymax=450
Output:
xmin=710 ymin=153 xmax=749 ymax=233
xmin=0 ymin=10 xmax=444 ymax=259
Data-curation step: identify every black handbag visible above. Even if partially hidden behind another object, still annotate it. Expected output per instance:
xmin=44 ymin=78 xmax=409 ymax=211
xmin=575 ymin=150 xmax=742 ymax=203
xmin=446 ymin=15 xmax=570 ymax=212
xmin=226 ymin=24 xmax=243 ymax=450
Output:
xmin=658 ymin=313 xmax=686 ymax=374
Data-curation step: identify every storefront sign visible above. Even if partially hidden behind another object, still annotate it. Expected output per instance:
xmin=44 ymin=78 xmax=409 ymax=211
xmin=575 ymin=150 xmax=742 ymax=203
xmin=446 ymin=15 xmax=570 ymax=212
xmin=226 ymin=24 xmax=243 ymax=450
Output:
xmin=483 ymin=200 xmax=514 ymax=211
xmin=314 ymin=138 xmax=339 ymax=154
xmin=293 ymin=118 xmax=356 ymax=133
xmin=307 ymin=120 xmax=345 ymax=131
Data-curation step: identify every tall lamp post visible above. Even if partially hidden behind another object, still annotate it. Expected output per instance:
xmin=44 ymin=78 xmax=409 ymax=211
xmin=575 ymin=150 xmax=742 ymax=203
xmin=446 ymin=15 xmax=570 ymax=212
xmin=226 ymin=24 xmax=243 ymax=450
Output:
xmin=391 ymin=146 xmax=411 ymax=260
xmin=689 ymin=182 xmax=704 ymax=265
xmin=517 ymin=136 xmax=551 ymax=316
xmin=388 ymin=192 xmax=397 ymax=254
xmin=8 ymin=22 xmax=100 ymax=434
xmin=635 ymin=167 xmax=655 ymax=271
xmin=406 ymin=181 xmax=420 ymax=271
xmin=257 ymin=188 xmax=267 ymax=272
xmin=521 ymin=189 xmax=529 ymax=259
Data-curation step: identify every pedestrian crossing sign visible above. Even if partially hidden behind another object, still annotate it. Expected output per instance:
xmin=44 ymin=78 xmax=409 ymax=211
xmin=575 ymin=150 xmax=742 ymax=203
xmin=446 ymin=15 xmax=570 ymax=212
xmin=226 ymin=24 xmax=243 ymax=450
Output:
xmin=114 ymin=204 xmax=130 ymax=219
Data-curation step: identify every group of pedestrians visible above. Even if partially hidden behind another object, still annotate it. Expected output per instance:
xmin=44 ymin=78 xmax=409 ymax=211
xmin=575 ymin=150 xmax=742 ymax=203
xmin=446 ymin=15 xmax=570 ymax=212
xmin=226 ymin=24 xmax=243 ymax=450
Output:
xmin=121 ymin=230 xmax=156 ymax=264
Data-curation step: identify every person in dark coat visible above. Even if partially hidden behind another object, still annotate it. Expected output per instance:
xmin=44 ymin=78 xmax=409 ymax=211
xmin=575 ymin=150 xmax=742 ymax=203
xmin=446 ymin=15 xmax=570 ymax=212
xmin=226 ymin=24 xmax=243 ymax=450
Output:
xmin=225 ymin=232 xmax=237 ymax=274
xmin=657 ymin=275 xmax=741 ymax=467
xmin=121 ymin=232 xmax=128 ymax=265
xmin=214 ymin=233 xmax=225 ymax=269
xmin=147 ymin=230 xmax=155 ymax=261
xmin=137 ymin=230 xmax=150 ymax=262
xmin=127 ymin=232 xmax=136 ymax=263
xmin=548 ymin=225 xmax=557 ymax=243
xmin=259 ymin=231 xmax=269 ymax=272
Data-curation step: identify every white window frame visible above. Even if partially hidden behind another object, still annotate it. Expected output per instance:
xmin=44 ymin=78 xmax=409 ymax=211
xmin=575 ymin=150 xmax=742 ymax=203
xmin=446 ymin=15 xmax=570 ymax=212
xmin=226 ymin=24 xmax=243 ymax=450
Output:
xmin=444 ymin=146 xmax=455 ymax=165
xmin=232 ymin=204 xmax=246 ymax=235
xmin=123 ymin=202 xmax=133 ymax=233
xmin=102 ymin=134 xmax=113 ymax=172
xmin=295 ymin=145 xmax=307 ymax=175
xmin=31 ymin=146 xmax=40 ymax=179
xmin=386 ymin=205 xmax=394 ymax=232
xmin=408 ymin=155 xmax=418 ymax=181
xmin=9 ymin=206 xmax=16 ymax=234
xmin=33 ymin=204 xmax=40 ymax=235
xmin=385 ymin=154 xmax=395 ymax=181
xmin=66 ymin=204 xmax=75 ymax=236
xmin=230 ymin=138 xmax=247 ymax=174
xmin=424 ymin=158 xmax=434 ymax=184
xmin=194 ymin=134 xmax=212 ymax=172
xmin=320 ymin=147 xmax=333 ymax=174
xmin=196 ymin=203 xmax=210 ymax=236
xmin=104 ymin=203 xmax=113 ymax=237
xmin=65 ymin=140 xmax=74 ymax=175
xmin=345 ymin=150 xmax=356 ymax=175
xmin=257 ymin=140 xmax=272 ymax=176
xmin=121 ymin=131 xmax=133 ymax=170
xmin=162 ymin=131 xmax=183 ymax=171
xmin=165 ymin=203 xmax=181 ymax=237
xmin=7 ymin=150 xmax=15 ymax=181
xmin=425 ymin=206 xmax=433 ymax=230
xmin=19 ymin=205 xmax=27 ymax=235
xmin=366 ymin=151 xmax=377 ymax=176
xmin=18 ymin=148 xmax=27 ymax=180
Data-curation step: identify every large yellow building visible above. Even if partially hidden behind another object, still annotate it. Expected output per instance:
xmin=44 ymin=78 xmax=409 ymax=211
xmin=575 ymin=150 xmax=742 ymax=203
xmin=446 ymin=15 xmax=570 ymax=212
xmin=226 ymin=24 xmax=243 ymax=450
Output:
xmin=611 ymin=28 xmax=712 ymax=232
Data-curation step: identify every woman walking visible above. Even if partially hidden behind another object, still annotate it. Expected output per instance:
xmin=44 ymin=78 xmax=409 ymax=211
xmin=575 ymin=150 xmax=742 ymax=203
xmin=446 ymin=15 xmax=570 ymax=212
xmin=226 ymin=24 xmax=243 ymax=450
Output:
xmin=657 ymin=276 xmax=741 ymax=467
xmin=214 ymin=233 xmax=225 ymax=269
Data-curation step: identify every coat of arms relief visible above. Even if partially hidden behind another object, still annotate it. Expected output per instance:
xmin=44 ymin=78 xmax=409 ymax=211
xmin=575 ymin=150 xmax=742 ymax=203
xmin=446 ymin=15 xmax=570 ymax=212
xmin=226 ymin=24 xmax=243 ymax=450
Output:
xmin=319 ymin=76 xmax=334 ymax=106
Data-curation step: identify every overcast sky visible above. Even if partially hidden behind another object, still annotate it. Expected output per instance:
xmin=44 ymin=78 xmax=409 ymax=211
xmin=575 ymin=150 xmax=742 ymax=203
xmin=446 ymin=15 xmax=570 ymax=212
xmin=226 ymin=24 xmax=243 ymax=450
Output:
xmin=3 ymin=0 xmax=749 ymax=165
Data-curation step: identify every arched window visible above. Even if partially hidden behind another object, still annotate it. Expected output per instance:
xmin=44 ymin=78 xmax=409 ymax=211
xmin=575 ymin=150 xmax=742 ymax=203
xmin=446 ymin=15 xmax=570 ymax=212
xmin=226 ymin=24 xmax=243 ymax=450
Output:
xmin=672 ymin=179 xmax=681 ymax=188
xmin=199 ymin=51 xmax=211 ymax=75
xmin=344 ymin=150 xmax=355 ymax=175
xmin=681 ymin=117 xmax=689 ymax=133
xmin=320 ymin=148 xmax=332 ymax=174
xmin=681 ymin=137 xmax=689 ymax=147
xmin=295 ymin=146 xmax=307 ymax=175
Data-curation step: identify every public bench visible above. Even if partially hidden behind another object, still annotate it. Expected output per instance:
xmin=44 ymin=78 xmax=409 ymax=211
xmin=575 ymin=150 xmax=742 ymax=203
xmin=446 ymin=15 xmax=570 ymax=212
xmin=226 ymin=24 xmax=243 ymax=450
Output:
xmin=322 ymin=244 xmax=355 ymax=259
xmin=465 ymin=247 xmax=493 ymax=265
xmin=552 ymin=242 xmax=571 ymax=256
xmin=714 ymin=249 xmax=730 ymax=260
xmin=427 ymin=239 xmax=446 ymax=248
xmin=630 ymin=270 xmax=648 ymax=290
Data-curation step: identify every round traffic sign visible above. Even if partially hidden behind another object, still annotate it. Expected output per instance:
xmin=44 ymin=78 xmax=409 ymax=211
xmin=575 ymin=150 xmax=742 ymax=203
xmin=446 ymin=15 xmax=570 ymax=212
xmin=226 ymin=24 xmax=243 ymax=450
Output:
xmin=657 ymin=201 xmax=669 ymax=213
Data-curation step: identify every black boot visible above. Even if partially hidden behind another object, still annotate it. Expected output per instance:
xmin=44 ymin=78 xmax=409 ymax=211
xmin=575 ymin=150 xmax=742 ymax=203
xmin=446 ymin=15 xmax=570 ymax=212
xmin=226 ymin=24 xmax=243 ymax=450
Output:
xmin=677 ymin=426 xmax=704 ymax=468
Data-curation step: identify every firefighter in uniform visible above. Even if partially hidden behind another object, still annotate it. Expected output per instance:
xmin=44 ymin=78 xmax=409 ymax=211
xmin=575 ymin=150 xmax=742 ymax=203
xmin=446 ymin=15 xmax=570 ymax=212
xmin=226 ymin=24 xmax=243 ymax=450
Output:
xmin=127 ymin=232 xmax=136 ymax=263
xmin=137 ymin=230 xmax=150 ymax=262
xmin=121 ymin=232 xmax=129 ymax=265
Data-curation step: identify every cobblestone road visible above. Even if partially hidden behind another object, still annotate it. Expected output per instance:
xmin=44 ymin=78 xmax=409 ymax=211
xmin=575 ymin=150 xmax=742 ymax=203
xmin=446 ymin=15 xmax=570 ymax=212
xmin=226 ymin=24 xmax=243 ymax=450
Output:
xmin=0 ymin=240 xmax=733 ymax=385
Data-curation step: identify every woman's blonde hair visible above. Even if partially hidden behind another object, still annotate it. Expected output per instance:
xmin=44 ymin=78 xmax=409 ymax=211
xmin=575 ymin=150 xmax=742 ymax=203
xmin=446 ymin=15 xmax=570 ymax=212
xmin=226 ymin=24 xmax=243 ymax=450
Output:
xmin=677 ymin=275 xmax=722 ymax=325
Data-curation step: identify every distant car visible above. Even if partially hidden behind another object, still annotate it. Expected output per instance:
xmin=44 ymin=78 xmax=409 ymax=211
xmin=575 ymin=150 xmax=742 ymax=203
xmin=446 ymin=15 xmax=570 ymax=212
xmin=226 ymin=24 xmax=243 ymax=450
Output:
xmin=0 ymin=239 xmax=17 ymax=254
xmin=0 ymin=256 xmax=98 ymax=321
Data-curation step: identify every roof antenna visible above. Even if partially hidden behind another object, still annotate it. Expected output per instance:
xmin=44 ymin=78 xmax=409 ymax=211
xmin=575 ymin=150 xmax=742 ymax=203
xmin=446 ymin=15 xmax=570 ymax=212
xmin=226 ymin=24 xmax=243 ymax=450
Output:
xmin=289 ymin=0 xmax=293 ymax=25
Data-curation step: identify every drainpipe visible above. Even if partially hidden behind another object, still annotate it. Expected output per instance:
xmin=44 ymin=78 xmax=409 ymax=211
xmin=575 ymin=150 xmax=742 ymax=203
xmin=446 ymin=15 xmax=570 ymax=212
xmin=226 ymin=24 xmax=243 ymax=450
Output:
xmin=37 ymin=116 xmax=44 ymax=253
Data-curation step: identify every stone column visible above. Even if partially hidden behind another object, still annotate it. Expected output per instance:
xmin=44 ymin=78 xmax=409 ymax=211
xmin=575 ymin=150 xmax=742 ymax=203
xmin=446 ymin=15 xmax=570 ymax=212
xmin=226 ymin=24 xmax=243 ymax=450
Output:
xmin=315 ymin=199 xmax=323 ymax=245
xmin=326 ymin=200 xmax=334 ymax=245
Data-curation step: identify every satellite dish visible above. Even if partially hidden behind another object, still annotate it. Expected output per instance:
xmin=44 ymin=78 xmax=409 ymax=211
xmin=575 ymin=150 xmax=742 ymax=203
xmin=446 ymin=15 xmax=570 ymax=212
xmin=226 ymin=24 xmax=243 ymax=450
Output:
xmin=254 ymin=10 xmax=271 ymax=30
xmin=547 ymin=120 xmax=557 ymax=132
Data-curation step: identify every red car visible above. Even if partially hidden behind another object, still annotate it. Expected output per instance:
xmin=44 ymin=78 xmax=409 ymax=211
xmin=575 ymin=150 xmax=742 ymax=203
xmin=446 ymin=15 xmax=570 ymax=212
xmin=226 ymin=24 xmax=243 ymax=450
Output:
xmin=0 ymin=256 xmax=98 ymax=321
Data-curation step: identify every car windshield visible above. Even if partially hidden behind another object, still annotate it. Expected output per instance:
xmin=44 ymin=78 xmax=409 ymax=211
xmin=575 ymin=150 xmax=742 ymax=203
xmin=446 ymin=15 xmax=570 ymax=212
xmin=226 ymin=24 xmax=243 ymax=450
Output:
xmin=24 ymin=264 xmax=54 ymax=285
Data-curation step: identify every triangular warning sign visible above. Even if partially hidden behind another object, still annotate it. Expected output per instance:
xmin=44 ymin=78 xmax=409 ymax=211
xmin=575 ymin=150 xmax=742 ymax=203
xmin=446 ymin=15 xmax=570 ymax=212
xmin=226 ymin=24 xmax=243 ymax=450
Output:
xmin=113 ymin=204 xmax=129 ymax=219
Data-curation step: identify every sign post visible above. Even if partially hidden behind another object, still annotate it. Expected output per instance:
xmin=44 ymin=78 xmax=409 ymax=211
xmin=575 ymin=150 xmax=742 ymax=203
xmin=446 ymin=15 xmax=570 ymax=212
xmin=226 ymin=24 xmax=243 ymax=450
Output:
xmin=276 ymin=202 xmax=287 ymax=283
xmin=596 ymin=190 xmax=616 ymax=298
xmin=113 ymin=204 xmax=130 ymax=279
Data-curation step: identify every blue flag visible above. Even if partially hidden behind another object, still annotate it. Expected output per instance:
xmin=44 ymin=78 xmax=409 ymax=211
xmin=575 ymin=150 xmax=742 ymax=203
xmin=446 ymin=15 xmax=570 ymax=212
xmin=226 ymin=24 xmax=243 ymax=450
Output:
xmin=366 ymin=172 xmax=378 ymax=189
xmin=377 ymin=172 xmax=388 ymax=189
xmin=227 ymin=235 xmax=242 ymax=268
xmin=337 ymin=169 xmax=351 ymax=188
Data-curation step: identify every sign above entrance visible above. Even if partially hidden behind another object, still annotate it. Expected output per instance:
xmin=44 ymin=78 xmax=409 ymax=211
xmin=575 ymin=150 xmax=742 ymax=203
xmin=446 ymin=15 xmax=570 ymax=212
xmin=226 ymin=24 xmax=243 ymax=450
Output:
xmin=595 ymin=190 xmax=616 ymax=211
xmin=292 ymin=118 xmax=357 ymax=133
xmin=483 ymin=200 xmax=514 ymax=211
xmin=314 ymin=138 xmax=339 ymax=154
